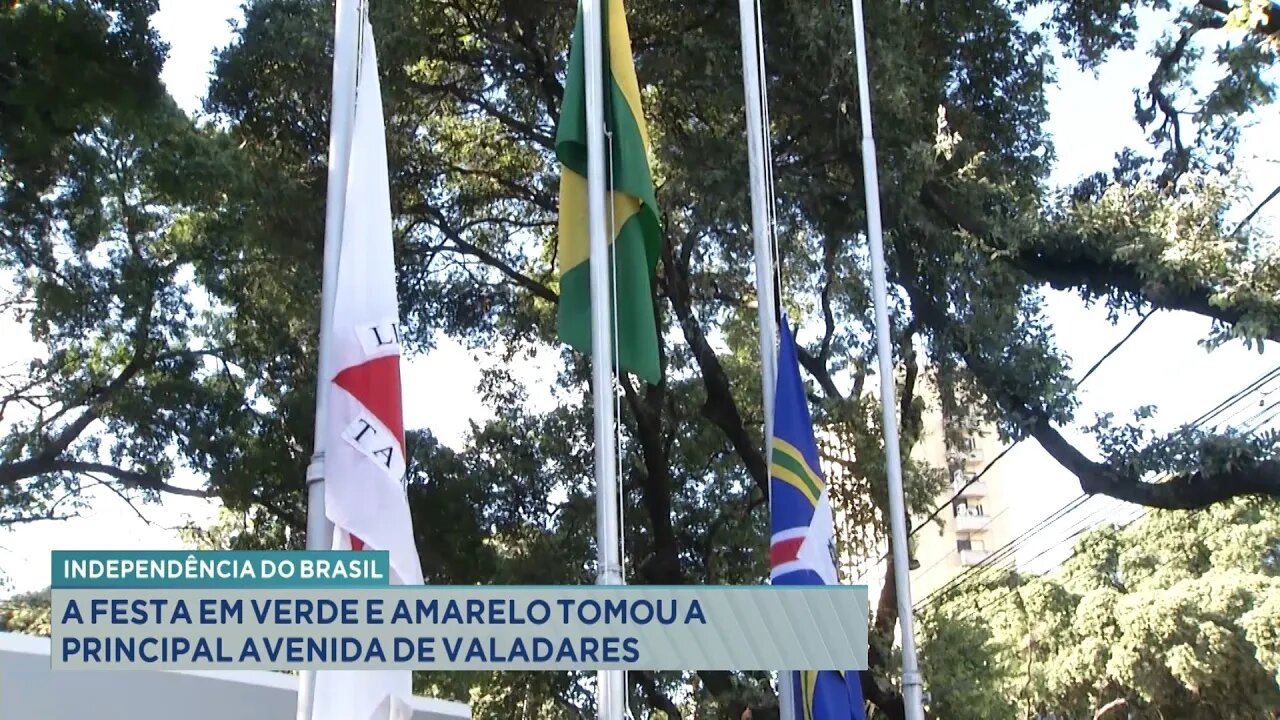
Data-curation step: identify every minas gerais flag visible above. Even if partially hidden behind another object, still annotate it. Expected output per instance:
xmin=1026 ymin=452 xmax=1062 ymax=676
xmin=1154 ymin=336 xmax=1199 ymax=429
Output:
xmin=313 ymin=12 xmax=423 ymax=720
xmin=555 ymin=0 xmax=662 ymax=385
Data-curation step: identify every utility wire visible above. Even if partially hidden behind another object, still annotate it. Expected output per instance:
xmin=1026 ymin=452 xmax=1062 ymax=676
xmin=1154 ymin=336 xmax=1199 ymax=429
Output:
xmin=856 ymin=310 xmax=1156 ymax=580
xmin=913 ymin=493 xmax=1090 ymax=609
xmin=909 ymin=311 xmax=1156 ymax=541
xmin=922 ymin=410 xmax=1268 ymax=611
xmin=915 ymin=366 xmax=1280 ymax=610
xmin=927 ymin=504 xmax=1150 ymax=629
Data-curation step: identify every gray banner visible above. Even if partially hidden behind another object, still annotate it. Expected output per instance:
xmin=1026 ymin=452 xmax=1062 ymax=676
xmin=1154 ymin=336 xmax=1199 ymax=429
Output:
xmin=51 ymin=586 xmax=868 ymax=671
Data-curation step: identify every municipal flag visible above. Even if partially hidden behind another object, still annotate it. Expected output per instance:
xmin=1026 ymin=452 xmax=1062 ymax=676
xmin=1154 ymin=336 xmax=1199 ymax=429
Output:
xmin=769 ymin=315 xmax=866 ymax=720
xmin=554 ymin=0 xmax=662 ymax=385
xmin=313 ymin=14 xmax=423 ymax=720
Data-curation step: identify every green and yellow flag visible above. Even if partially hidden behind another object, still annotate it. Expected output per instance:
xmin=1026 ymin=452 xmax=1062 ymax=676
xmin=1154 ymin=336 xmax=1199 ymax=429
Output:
xmin=554 ymin=0 xmax=661 ymax=385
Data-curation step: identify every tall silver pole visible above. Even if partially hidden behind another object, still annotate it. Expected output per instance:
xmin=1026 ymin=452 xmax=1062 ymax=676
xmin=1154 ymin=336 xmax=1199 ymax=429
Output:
xmin=735 ymin=2 xmax=789 ymax=719
xmin=581 ymin=0 xmax=626 ymax=718
xmin=737 ymin=0 xmax=779 ymax=466
xmin=297 ymin=0 xmax=360 ymax=717
xmin=848 ymin=0 xmax=925 ymax=718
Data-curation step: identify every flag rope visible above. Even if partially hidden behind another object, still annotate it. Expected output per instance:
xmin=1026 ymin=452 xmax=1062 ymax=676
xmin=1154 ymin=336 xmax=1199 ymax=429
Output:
xmin=605 ymin=123 xmax=630 ymax=720
xmin=603 ymin=11 xmax=632 ymax=712
xmin=736 ymin=1 xmax=798 ymax=718
xmin=606 ymin=111 xmax=639 ymax=720
xmin=354 ymin=1 xmax=366 ymax=104
xmin=750 ymin=0 xmax=784 ymax=306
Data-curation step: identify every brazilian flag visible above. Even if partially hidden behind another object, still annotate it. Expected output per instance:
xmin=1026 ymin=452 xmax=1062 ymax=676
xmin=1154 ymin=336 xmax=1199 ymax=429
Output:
xmin=554 ymin=0 xmax=661 ymax=385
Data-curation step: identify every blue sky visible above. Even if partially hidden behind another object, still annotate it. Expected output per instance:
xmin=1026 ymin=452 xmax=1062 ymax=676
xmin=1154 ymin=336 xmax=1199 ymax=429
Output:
xmin=1 ymin=0 xmax=1277 ymax=591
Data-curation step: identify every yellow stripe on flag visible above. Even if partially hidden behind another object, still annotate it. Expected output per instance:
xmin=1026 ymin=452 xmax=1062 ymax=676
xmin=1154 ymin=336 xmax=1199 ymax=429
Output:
xmin=770 ymin=462 xmax=821 ymax=506
xmin=556 ymin=169 xmax=643 ymax=272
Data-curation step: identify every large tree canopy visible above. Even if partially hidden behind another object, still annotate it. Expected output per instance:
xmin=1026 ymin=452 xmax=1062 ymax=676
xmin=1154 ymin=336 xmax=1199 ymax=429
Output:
xmin=1 ymin=0 xmax=1278 ymax=717
xmin=918 ymin=498 xmax=1280 ymax=719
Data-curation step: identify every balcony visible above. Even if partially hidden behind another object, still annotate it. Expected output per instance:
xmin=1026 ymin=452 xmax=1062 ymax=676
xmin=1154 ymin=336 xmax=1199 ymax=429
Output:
xmin=952 ymin=477 xmax=987 ymax=498
xmin=959 ymin=549 xmax=990 ymax=566
xmin=954 ymin=512 xmax=991 ymax=533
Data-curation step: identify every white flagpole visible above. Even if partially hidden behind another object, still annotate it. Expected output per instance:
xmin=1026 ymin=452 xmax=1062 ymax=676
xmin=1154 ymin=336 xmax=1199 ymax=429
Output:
xmin=298 ymin=0 xmax=360 ymax=718
xmin=581 ymin=0 xmax=626 ymax=718
xmin=737 ymin=0 xmax=778 ymax=475
xmin=734 ymin=1 xmax=789 ymax=719
xmin=848 ymin=0 xmax=926 ymax=718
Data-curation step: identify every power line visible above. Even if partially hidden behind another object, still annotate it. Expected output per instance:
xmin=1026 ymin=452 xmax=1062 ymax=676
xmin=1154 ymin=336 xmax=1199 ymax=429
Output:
xmin=1235 ymin=397 xmax=1280 ymax=434
xmin=925 ymin=504 xmax=1150 ymax=629
xmin=1188 ymin=365 xmax=1280 ymax=430
xmin=901 ymin=307 xmax=1162 ymax=543
xmin=849 ymin=312 xmax=1155 ymax=580
xmin=914 ymin=492 xmax=1090 ymax=609
xmin=915 ymin=366 xmax=1280 ymax=610
xmin=908 ymin=505 xmax=1013 ymax=586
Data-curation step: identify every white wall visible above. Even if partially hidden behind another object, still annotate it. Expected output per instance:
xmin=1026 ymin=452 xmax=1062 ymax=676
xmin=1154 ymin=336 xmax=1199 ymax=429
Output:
xmin=0 ymin=632 xmax=470 ymax=720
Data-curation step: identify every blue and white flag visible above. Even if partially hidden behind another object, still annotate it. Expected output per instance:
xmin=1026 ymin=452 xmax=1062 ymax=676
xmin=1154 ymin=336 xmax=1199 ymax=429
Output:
xmin=769 ymin=315 xmax=866 ymax=720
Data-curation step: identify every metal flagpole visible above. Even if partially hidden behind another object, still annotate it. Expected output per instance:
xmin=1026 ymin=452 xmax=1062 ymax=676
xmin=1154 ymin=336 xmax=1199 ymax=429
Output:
xmin=847 ymin=0 xmax=925 ymax=718
xmin=581 ymin=0 xmax=626 ymax=718
xmin=737 ymin=0 xmax=778 ymax=478
xmin=297 ymin=0 xmax=360 ymax=717
xmin=734 ymin=1 xmax=789 ymax=718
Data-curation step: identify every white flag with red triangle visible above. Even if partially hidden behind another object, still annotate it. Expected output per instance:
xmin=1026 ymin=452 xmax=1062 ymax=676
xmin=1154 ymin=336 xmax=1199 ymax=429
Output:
xmin=312 ymin=11 xmax=423 ymax=720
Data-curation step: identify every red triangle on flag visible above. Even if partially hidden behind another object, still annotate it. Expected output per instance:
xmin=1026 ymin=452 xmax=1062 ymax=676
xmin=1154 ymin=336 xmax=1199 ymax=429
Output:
xmin=333 ymin=354 xmax=406 ymax=456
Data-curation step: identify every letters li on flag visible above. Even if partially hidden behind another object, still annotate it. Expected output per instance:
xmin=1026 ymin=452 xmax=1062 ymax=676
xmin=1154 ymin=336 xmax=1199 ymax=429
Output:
xmin=314 ymin=13 xmax=423 ymax=720
xmin=554 ymin=0 xmax=662 ymax=385
xmin=770 ymin=316 xmax=866 ymax=720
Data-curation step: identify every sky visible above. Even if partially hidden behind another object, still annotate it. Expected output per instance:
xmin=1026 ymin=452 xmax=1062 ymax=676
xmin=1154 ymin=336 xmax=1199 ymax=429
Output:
xmin=2 ymin=0 xmax=1278 ymax=593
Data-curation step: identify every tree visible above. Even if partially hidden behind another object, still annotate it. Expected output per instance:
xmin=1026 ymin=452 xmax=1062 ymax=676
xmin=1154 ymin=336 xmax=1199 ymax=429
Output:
xmin=918 ymin=499 xmax=1280 ymax=719
xmin=0 ymin=0 xmax=310 ymax=530
xmin=202 ymin=0 xmax=1277 ymax=715
xmin=2 ymin=0 xmax=1278 ymax=718
xmin=0 ymin=587 xmax=51 ymax=636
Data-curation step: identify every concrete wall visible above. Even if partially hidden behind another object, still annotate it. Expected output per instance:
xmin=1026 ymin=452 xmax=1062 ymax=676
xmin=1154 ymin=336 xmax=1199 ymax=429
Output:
xmin=0 ymin=632 xmax=470 ymax=720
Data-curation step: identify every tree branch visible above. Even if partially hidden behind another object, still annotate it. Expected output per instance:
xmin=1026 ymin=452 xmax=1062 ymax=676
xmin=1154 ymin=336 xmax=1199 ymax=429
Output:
xmin=622 ymin=373 xmax=681 ymax=585
xmin=896 ymin=235 xmax=1280 ymax=508
xmin=797 ymin=346 xmax=845 ymax=401
xmin=661 ymin=229 xmax=768 ymax=495
xmin=440 ymin=85 xmax=556 ymax=150
xmin=0 ymin=510 xmax=78 ymax=527
xmin=634 ymin=671 xmax=683 ymax=720
xmin=86 ymin=475 xmax=157 ymax=526
xmin=411 ymin=203 xmax=559 ymax=303
xmin=1232 ymin=182 xmax=1280 ymax=236
xmin=1094 ymin=697 xmax=1129 ymax=719
xmin=899 ymin=320 xmax=922 ymax=449
xmin=1198 ymin=0 xmax=1280 ymax=35
xmin=1144 ymin=24 xmax=1200 ymax=186
xmin=51 ymin=461 xmax=214 ymax=498
xmin=919 ymin=182 xmax=1280 ymax=343
xmin=1037 ymin=425 xmax=1280 ymax=508
xmin=817 ymin=233 xmax=839 ymax=362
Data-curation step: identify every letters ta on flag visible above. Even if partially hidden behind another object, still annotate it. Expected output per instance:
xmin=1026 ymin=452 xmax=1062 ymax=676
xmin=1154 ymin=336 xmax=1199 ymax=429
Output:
xmin=554 ymin=0 xmax=662 ymax=385
xmin=312 ymin=12 xmax=421 ymax=720
xmin=768 ymin=315 xmax=866 ymax=720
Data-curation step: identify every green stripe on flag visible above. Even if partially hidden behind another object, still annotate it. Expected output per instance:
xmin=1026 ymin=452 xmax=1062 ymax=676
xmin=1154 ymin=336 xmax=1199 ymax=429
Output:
xmin=554 ymin=0 xmax=661 ymax=385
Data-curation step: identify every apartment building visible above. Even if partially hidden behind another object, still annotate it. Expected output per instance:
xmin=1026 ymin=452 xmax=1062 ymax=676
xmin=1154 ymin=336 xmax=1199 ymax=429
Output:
xmin=818 ymin=377 xmax=1015 ymax=608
